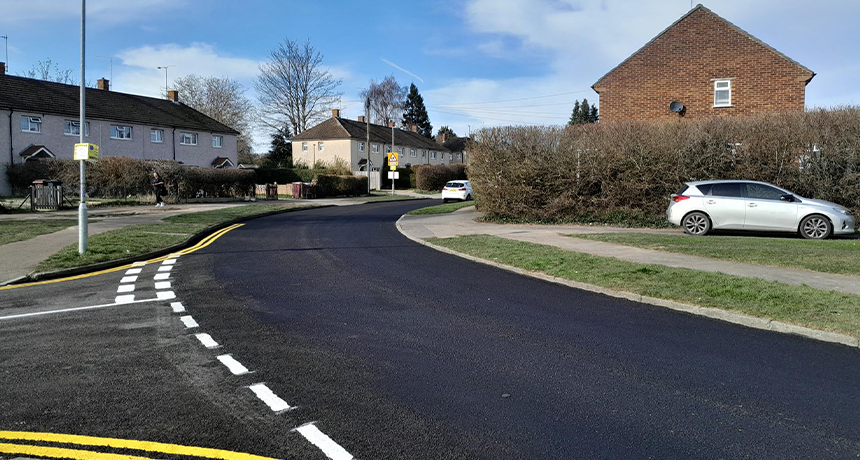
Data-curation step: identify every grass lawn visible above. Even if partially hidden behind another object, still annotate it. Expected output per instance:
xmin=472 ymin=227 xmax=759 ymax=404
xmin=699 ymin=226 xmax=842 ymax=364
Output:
xmin=0 ymin=219 xmax=79 ymax=246
xmin=408 ymin=200 xmax=475 ymax=215
xmin=401 ymin=189 xmax=440 ymax=195
xmin=571 ymin=233 xmax=860 ymax=276
xmin=37 ymin=204 xmax=314 ymax=272
xmin=428 ymin=234 xmax=860 ymax=338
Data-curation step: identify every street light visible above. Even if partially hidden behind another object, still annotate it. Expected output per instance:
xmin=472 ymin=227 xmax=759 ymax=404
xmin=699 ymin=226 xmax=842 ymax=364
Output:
xmin=78 ymin=0 xmax=87 ymax=254
xmin=157 ymin=65 xmax=175 ymax=97
xmin=0 ymin=35 xmax=7 ymax=71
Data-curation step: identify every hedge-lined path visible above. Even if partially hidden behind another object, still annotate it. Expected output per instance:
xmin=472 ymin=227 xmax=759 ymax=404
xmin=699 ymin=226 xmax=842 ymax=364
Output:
xmin=398 ymin=207 xmax=860 ymax=296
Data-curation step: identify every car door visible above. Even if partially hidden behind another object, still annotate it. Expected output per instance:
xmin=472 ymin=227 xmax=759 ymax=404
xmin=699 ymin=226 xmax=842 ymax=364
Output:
xmin=743 ymin=183 xmax=799 ymax=231
xmin=703 ymin=182 xmax=745 ymax=229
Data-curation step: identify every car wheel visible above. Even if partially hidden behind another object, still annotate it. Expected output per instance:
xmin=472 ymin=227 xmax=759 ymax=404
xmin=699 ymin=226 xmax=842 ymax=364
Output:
xmin=442 ymin=198 xmax=449 ymax=203
xmin=799 ymin=215 xmax=832 ymax=240
xmin=465 ymin=194 xmax=472 ymax=201
xmin=682 ymin=212 xmax=711 ymax=236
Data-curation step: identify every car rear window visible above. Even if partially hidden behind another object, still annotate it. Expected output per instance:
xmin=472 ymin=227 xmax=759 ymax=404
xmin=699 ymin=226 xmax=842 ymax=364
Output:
xmin=447 ymin=182 xmax=464 ymax=188
xmin=676 ymin=185 xmax=689 ymax=195
xmin=709 ymin=183 xmax=742 ymax=197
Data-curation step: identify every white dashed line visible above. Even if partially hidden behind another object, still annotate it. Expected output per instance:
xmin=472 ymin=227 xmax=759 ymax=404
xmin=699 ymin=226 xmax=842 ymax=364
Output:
xmin=162 ymin=258 xmax=178 ymax=265
xmin=117 ymin=285 xmax=135 ymax=293
xmin=157 ymin=291 xmax=176 ymax=300
xmin=154 ymin=273 xmax=170 ymax=280
xmin=120 ymin=276 xmax=138 ymax=283
xmin=195 ymin=333 xmax=219 ymax=349
xmin=154 ymin=281 xmax=172 ymax=290
xmin=179 ymin=315 xmax=198 ymax=328
xmin=115 ymin=295 xmax=135 ymax=304
xmin=295 ymin=424 xmax=354 ymax=460
xmin=170 ymin=302 xmax=185 ymax=313
xmin=158 ymin=265 xmax=173 ymax=272
xmin=217 ymin=355 xmax=251 ymax=375
xmin=125 ymin=268 xmax=142 ymax=275
xmin=248 ymin=383 xmax=291 ymax=412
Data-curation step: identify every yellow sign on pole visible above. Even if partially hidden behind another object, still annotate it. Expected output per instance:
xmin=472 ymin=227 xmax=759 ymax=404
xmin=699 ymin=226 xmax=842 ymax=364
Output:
xmin=74 ymin=143 xmax=99 ymax=161
xmin=387 ymin=152 xmax=398 ymax=169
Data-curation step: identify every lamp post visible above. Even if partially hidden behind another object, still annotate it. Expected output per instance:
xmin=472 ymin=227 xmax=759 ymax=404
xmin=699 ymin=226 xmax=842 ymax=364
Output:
xmin=390 ymin=119 xmax=395 ymax=196
xmin=1 ymin=35 xmax=7 ymax=71
xmin=78 ymin=0 xmax=87 ymax=254
xmin=157 ymin=65 xmax=175 ymax=97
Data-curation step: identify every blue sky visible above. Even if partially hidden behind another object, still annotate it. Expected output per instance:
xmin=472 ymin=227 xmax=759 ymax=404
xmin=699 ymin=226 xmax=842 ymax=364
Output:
xmin=1 ymin=0 xmax=858 ymax=151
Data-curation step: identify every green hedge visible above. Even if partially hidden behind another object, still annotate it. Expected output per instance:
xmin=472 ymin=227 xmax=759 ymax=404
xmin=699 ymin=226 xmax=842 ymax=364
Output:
xmin=315 ymin=175 xmax=368 ymax=198
xmin=414 ymin=164 xmax=468 ymax=191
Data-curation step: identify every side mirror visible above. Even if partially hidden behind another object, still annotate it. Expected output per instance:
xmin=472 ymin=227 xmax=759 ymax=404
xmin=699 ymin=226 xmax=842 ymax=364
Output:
xmin=779 ymin=194 xmax=795 ymax=202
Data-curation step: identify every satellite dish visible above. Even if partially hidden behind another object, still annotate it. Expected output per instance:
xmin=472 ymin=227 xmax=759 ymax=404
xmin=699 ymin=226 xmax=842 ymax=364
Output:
xmin=669 ymin=101 xmax=685 ymax=113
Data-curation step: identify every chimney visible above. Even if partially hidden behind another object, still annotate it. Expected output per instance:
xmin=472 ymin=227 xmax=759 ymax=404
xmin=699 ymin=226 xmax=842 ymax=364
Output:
xmin=410 ymin=125 xmax=418 ymax=132
xmin=357 ymin=115 xmax=365 ymax=123
xmin=97 ymin=78 xmax=110 ymax=91
xmin=0 ymin=62 xmax=5 ymax=76
xmin=167 ymin=90 xmax=180 ymax=102
xmin=388 ymin=121 xmax=395 ymax=128
xmin=440 ymin=133 xmax=447 ymax=143
xmin=332 ymin=109 xmax=340 ymax=118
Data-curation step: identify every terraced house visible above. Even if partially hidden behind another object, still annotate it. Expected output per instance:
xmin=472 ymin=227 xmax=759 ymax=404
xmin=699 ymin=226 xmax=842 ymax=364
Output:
xmin=0 ymin=63 xmax=239 ymax=195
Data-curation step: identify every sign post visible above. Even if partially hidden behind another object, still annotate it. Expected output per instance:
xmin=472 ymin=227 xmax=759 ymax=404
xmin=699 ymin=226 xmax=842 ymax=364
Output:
xmin=387 ymin=152 xmax=399 ymax=196
xmin=78 ymin=0 xmax=88 ymax=254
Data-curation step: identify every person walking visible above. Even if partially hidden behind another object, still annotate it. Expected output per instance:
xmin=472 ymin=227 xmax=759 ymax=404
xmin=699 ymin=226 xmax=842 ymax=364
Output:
xmin=152 ymin=172 xmax=167 ymax=207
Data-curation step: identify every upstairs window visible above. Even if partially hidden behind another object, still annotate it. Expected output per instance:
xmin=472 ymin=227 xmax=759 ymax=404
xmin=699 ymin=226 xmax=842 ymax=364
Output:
xmin=714 ymin=80 xmax=732 ymax=107
xmin=318 ymin=142 xmax=324 ymax=152
xmin=372 ymin=144 xmax=379 ymax=153
xmin=410 ymin=149 xmax=416 ymax=158
xmin=64 ymin=120 xmax=89 ymax=136
xmin=151 ymin=129 xmax=164 ymax=143
xmin=179 ymin=132 xmax=198 ymax=145
xmin=302 ymin=142 xmax=308 ymax=152
xmin=421 ymin=150 xmax=426 ymax=158
xmin=111 ymin=125 xmax=133 ymax=140
xmin=212 ymin=135 xmax=223 ymax=148
xmin=430 ymin=151 xmax=437 ymax=160
xmin=359 ymin=142 xmax=365 ymax=152
xmin=21 ymin=116 xmax=41 ymax=133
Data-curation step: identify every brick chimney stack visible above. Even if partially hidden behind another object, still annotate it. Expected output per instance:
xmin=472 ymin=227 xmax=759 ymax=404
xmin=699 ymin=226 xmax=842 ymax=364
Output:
xmin=388 ymin=121 xmax=395 ymax=128
xmin=410 ymin=125 xmax=418 ymax=132
xmin=0 ymin=62 xmax=5 ymax=76
xmin=357 ymin=115 xmax=365 ymax=123
xmin=97 ymin=78 xmax=110 ymax=91
xmin=332 ymin=109 xmax=340 ymax=118
xmin=440 ymin=133 xmax=447 ymax=143
xmin=167 ymin=90 xmax=180 ymax=102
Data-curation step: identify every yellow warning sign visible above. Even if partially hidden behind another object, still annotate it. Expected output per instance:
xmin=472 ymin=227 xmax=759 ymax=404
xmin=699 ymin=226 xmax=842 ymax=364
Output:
xmin=387 ymin=152 xmax=398 ymax=168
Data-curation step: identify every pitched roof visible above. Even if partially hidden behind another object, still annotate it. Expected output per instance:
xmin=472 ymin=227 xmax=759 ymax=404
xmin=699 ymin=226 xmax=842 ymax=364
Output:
xmin=0 ymin=75 xmax=240 ymax=135
xmin=19 ymin=144 xmax=55 ymax=159
xmin=443 ymin=136 xmax=472 ymax=153
xmin=592 ymin=4 xmax=815 ymax=89
xmin=292 ymin=117 xmax=450 ymax=152
xmin=211 ymin=157 xmax=235 ymax=168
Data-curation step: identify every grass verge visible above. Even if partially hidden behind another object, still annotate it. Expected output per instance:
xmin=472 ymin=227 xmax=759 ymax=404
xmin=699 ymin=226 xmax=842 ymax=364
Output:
xmin=428 ymin=234 xmax=860 ymax=338
xmin=36 ymin=204 xmax=315 ymax=272
xmin=0 ymin=219 xmax=79 ymax=246
xmin=481 ymin=209 xmax=671 ymax=228
xmin=572 ymin=233 xmax=860 ymax=276
xmin=408 ymin=200 xmax=475 ymax=215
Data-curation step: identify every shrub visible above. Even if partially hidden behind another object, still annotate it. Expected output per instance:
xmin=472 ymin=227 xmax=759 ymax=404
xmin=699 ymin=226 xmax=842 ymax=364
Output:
xmin=415 ymin=164 xmax=466 ymax=191
xmin=315 ymin=175 xmax=368 ymax=198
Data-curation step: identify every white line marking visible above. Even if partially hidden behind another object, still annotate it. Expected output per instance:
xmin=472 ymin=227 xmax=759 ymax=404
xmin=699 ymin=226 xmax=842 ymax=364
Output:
xmin=0 ymin=297 xmax=162 ymax=321
xmin=120 ymin=276 xmax=138 ymax=283
xmin=125 ymin=268 xmax=142 ymax=275
xmin=157 ymin=291 xmax=176 ymax=300
xmin=249 ymin=383 xmax=291 ymax=412
xmin=217 ymin=355 xmax=250 ymax=375
xmin=132 ymin=261 xmax=146 ymax=267
xmin=180 ymin=315 xmax=198 ymax=328
xmin=195 ymin=333 xmax=219 ymax=349
xmin=170 ymin=302 xmax=185 ymax=313
xmin=168 ymin=253 xmax=181 ymax=258
xmin=163 ymin=258 xmax=178 ymax=264
xmin=154 ymin=273 xmax=170 ymax=280
xmin=115 ymin=295 xmax=135 ymax=304
xmin=158 ymin=265 xmax=174 ymax=272
xmin=154 ymin=281 xmax=172 ymax=290
xmin=295 ymin=424 xmax=354 ymax=460
xmin=117 ymin=284 xmax=135 ymax=293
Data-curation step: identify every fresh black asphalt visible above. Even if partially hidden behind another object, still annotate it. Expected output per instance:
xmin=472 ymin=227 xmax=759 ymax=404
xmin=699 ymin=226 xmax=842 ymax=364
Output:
xmin=1 ymin=200 xmax=859 ymax=460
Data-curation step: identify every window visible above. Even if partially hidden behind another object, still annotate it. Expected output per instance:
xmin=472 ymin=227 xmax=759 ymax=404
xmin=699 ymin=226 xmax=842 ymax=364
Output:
xmin=212 ymin=135 xmax=223 ymax=148
xmin=457 ymin=153 xmax=462 ymax=160
xmin=430 ymin=151 xmax=437 ymax=160
xmin=179 ymin=132 xmax=198 ymax=145
xmin=318 ymin=142 xmax=324 ymax=152
xmin=714 ymin=80 xmax=732 ymax=107
xmin=410 ymin=149 xmax=416 ymax=158
xmin=709 ymin=182 xmax=742 ymax=198
xmin=21 ymin=116 xmax=41 ymax=133
xmin=372 ymin=144 xmax=379 ymax=153
xmin=151 ymin=129 xmax=164 ymax=143
xmin=64 ymin=120 xmax=89 ymax=136
xmin=302 ymin=142 xmax=308 ymax=152
xmin=110 ymin=125 xmax=133 ymax=140
xmin=449 ymin=153 xmax=453 ymax=160
xmin=421 ymin=150 xmax=426 ymax=158
xmin=359 ymin=142 xmax=365 ymax=152
xmin=745 ymin=183 xmax=785 ymax=200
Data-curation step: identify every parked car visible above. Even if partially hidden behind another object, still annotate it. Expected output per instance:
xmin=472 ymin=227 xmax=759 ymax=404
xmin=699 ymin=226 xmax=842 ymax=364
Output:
xmin=442 ymin=180 xmax=472 ymax=203
xmin=667 ymin=180 xmax=855 ymax=239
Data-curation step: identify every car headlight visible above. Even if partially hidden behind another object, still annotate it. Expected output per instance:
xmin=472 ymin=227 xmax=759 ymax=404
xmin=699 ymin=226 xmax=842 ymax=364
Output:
xmin=834 ymin=208 xmax=852 ymax=216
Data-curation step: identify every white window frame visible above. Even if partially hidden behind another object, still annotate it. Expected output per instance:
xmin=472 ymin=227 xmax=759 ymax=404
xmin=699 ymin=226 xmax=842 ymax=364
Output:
xmin=302 ymin=142 xmax=308 ymax=152
xmin=713 ymin=79 xmax=732 ymax=107
xmin=151 ymin=129 xmax=164 ymax=143
xmin=64 ymin=120 xmax=89 ymax=137
xmin=110 ymin=125 xmax=133 ymax=140
xmin=359 ymin=142 xmax=365 ymax=152
xmin=449 ymin=153 xmax=453 ymax=160
xmin=430 ymin=151 xmax=436 ymax=160
xmin=318 ymin=141 xmax=324 ymax=152
xmin=21 ymin=116 xmax=42 ymax=133
xmin=410 ymin=149 xmax=416 ymax=158
xmin=179 ymin=132 xmax=198 ymax=146
xmin=421 ymin=150 xmax=427 ymax=158
xmin=457 ymin=153 xmax=463 ymax=160
xmin=372 ymin=144 xmax=379 ymax=153
xmin=212 ymin=135 xmax=223 ymax=148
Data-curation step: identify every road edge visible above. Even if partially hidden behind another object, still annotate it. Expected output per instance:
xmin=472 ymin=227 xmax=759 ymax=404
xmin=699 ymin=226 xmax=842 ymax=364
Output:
xmin=395 ymin=216 xmax=860 ymax=349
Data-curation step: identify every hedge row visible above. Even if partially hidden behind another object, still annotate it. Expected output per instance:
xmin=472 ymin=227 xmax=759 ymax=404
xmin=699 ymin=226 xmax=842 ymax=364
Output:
xmin=315 ymin=175 xmax=368 ymax=198
xmin=469 ymin=108 xmax=860 ymax=223
xmin=415 ymin=164 xmax=468 ymax=191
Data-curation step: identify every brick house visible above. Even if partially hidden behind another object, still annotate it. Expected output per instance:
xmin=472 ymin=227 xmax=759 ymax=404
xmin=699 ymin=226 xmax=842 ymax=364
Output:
xmin=592 ymin=4 xmax=815 ymax=121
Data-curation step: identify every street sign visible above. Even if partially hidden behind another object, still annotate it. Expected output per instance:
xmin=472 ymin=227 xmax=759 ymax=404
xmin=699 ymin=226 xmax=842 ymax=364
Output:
xmin=74 ymin=143 xmax=99 ymax=161
xmin=387 ymin=171 xmax=400 ymax=179
xmin=387 ymin=152 xmax=398 ymax=168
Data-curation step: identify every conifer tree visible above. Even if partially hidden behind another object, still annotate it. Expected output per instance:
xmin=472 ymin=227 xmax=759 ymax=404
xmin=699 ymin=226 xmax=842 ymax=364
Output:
xmin=402 ymin=83 xmax=433 ymax=138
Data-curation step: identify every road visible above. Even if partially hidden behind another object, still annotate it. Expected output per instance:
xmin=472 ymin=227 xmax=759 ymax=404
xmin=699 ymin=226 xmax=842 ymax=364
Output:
xmin=1 ymin=201 xmax=859 ymax=460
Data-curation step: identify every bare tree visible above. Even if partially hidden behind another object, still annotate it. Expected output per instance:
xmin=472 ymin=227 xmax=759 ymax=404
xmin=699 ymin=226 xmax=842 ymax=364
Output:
xmin=360 ymin=74 xmax=407 ymax=125
xmin=21 ymin=59 xmax=75 ymax=84
xmin=255 ymin=39 xmax=342 ymax=136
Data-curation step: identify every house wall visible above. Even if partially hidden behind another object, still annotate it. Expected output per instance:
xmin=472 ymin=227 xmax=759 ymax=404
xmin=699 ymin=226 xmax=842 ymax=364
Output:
xmin=293 ymin=137 xmax=449 ymax=171
xmin=593 ymin=8 xmax=813 ymax=121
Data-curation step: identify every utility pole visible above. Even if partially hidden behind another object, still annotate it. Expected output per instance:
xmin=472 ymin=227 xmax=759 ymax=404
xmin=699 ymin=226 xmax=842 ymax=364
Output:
xmin=157 ymin=65 xmax=175 ymax=97
xmin=1 ymin=35 xmax=7 ymax=71
xmin=78 ymin=0 xmax=87 ymax=254
xmin=365 ymin=97 xmax=371 ymax=194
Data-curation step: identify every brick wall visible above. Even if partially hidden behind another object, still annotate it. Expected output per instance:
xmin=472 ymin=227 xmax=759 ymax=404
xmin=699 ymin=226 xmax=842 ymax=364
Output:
xmin=592 ymin=7 xmax=814 ymax=122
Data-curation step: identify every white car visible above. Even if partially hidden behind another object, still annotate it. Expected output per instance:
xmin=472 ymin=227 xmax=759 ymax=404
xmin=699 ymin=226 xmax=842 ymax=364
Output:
xmin=442 ymin=180 xmax=473 ymax=203
xmin=667 ymin=180 xmax=855 ymax=239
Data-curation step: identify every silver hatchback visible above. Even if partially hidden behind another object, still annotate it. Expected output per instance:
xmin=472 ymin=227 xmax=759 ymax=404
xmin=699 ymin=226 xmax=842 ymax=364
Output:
xmin=667 ymin=180 xmax=855 ymax=239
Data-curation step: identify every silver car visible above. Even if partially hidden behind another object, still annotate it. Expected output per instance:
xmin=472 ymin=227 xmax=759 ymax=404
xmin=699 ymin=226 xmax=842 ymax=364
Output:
xmin=667 ymin=180 xmax=855 ymax=239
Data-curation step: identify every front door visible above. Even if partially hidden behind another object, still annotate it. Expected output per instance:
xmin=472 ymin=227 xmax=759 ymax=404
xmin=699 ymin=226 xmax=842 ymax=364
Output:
xmin=743 ymin=183 xmax=799 ymax=231
xmin=703 ymin=182 xmax=746 ymax=229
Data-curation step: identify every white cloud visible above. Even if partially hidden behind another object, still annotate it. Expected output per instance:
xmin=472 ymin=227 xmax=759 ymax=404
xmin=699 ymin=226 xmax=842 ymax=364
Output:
xmin=0 ymin=0 xmax=183 ymax=24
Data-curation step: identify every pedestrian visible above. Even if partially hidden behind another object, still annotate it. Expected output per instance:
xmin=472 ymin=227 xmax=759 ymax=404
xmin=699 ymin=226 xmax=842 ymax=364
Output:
xmin=152 ymin=172 xmax=167 ymax=207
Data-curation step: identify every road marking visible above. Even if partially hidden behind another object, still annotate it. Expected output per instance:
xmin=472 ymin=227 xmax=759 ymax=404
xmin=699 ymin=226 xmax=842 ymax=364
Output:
xmin=125 ymin=268 xmax=142 ymax=275
xmin=0 ymin=224 xmax=243 ymax=291
xmin=195 ymin=333 xmax=219 ymax=348
xmin=180 ymin=315 xmax=198 ymax=328
xmin=0 ymin=443 xmax=155 ymax=460
xmin=162 ymin=259 xmax=177 ymax=265
xmin=115 ymin=295 xmax=135 ymax=304
xmin=168 ymin=253 xmax=182 ymax=258
xmin=158 ymin=265 xmax=173 ymax=272
xmin=248 ymin=383 xmax=291 ymax=412
xmin=153 ymin=273 xmax=170 ymax=280
xmin=117 ymin=285 xmax=135 ymax=293
xmin=170 ymin=302 xmax=185 ymax=313
xmin=217 ymin=355 xmax=250 ymax=375
xmin=0 ymin=431 xmax=286 ymax=460
xmin=120 ymin=276 xmax=138 ymax=283
xmin=295 ymin=424 xmax=354 ymax=460
xmin=0 ymin=298 xmax=162 ymax=321
xmin=154 ymin=281 xmax=171 ymax=290
xmin=157 ymin=291 xmax=176 ymax=300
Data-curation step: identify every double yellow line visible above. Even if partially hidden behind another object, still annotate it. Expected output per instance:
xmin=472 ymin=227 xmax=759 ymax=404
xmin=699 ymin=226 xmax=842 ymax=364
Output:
xmin=0 ymin=430 xmax=282 ymax=460
xmin=0 ymin=224 xmax=243 ymax=291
